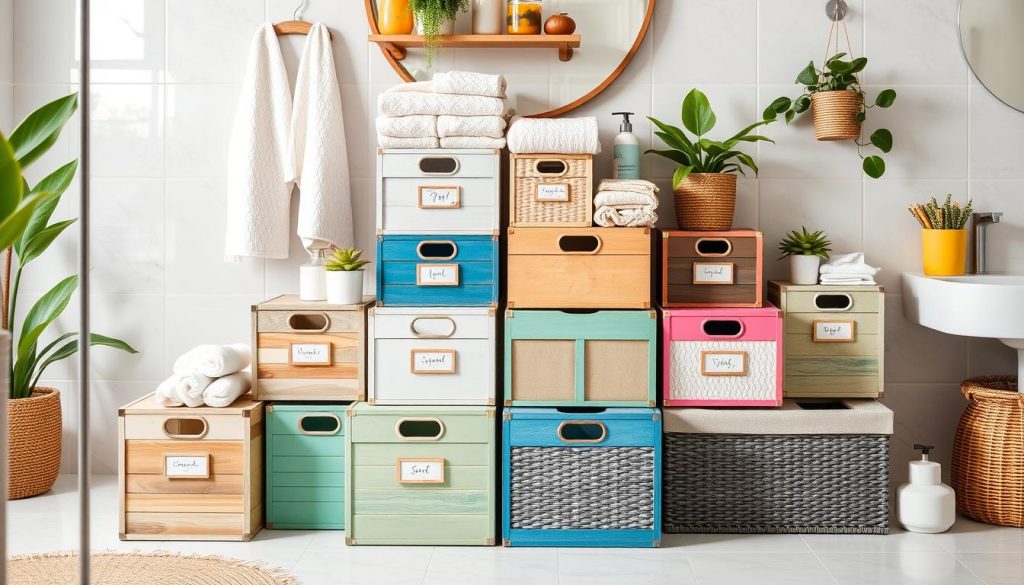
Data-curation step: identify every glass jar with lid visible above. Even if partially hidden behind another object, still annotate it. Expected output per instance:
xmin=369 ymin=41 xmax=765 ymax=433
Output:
xmin=507 ymin=0 xmax=542 ymax=35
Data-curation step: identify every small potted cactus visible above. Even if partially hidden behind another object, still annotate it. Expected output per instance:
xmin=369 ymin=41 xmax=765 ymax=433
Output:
xmin=778 ymin=227 xmax=832 ymax=285
xmin=325 ymin=247 xmax=370 ymax=305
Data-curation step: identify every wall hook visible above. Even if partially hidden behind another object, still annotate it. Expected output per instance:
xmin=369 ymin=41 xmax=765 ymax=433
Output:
xmin=293 ymin=0 xmax=308 ymax=21
xmin=825 ymin=0 xmax=847 ymax=21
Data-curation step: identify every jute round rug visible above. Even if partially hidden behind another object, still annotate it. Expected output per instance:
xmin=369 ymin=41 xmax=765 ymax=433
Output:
xmin=8 ymin=551 xmax=298 ymax=584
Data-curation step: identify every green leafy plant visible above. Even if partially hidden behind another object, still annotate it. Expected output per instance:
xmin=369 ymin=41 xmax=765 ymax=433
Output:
xmin=763 ymin=53 xmax=897 ymax=178
xmin=325 ymin=247 xmax=370 ymax=271
xmin=408 ymin=0 xmax=469 ymax=65
xmin=778 ymin=226 xmax=833 ymax=260
xmin=908 ymin=194 xmax=972 ymax=230
xmin=646 ymin=89 xmax=775 ymax=190
xmin=0 ymin=93 xmax=138 ymax=399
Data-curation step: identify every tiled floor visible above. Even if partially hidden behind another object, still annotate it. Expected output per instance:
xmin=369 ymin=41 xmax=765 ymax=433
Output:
xmin=8 ymin=476 xmax=1023 ymax=585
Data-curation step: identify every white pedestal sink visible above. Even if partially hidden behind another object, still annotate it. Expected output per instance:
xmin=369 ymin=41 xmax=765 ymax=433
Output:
xmin=902 ymin=273 xmax=1024 ymax=390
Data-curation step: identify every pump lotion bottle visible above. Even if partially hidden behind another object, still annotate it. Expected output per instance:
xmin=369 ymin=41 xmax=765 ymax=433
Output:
xmin=612 ymin=112 xmax=640 ymax=180
xmin=897 ymin=444 xmax=956 ymax=534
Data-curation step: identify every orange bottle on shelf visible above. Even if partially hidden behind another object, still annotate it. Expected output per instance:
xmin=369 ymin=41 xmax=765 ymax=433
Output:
xmin=379 ymin=0 xmax=413 ymax=35
xmin=507 ymin=0 xmax=542 ymax=35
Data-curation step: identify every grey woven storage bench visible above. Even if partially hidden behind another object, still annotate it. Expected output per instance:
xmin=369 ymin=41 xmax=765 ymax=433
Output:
xmin=663 ymin=399 xmax=893 ymax=534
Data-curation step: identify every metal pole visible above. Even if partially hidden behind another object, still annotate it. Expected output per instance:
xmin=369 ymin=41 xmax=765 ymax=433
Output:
xmin=78 ymin=0 xmax=91 ymax=582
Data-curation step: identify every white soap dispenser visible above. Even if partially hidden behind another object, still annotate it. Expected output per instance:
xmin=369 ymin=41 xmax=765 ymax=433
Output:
xmin=897 ymin=444 xmax=956 ymax=534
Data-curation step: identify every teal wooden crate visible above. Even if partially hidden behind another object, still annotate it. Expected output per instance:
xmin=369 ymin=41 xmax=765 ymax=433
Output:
xmin=505 ymin=309 xmax=658 ymax=407
xmin=265 ymin=403 xmax=348 ymax=530
xmin=345 ymin=403 xmax=496 ymax=545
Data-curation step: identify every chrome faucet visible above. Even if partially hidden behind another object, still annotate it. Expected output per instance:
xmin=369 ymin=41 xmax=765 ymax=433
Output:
xmin=971 ymin=212 xmax=1003 ymax=275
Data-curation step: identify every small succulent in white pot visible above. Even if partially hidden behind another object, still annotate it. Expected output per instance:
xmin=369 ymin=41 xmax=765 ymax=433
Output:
xmin=325 ymin=247 xmax=370 ymax=305
xmin=778 ymin=227 xmax=832 ymax=285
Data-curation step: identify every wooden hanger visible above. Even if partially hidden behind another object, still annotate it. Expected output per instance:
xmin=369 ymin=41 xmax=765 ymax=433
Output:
xmin=273 ymin=0 xmax=332 ymax=40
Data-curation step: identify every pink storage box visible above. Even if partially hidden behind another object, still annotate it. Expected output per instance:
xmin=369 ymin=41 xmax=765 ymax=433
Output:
xmin=662 ymin=307 xmax=783 ymax=407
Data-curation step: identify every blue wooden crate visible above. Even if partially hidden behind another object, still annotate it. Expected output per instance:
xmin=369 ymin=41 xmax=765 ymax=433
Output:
xmin=502 ymin=407 xmax=662 ymax=547
xmin=376 ymin=235 xmax=499 ymax=307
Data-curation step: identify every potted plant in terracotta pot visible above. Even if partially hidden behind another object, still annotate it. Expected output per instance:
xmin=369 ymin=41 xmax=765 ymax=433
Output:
xmin=646 ymin=89 xmax=775 ymax=231
xmin=778 ymin=227 xmax=832 ymax=285
xmin=325 ymin=247 xmax=370 ymax=305
xmin=1 ymin=93 xmax=139 ymax=500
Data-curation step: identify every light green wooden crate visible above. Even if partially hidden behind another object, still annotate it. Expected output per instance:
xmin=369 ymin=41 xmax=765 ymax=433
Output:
xmin=266 ymin=403 xmax=349 ymax=530
xmin=345 ymin=403 xmax=496 ymax=546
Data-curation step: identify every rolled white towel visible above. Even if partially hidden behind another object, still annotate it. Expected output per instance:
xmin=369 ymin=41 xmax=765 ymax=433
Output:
xmin=175 ymin=372 xmax=214 ymax=408
xmin=819 ymin=252 xmax=881 ymax=276
xmin=203 ymin=371 xmax=252 ymax=408
xmin=155 ymin=374 xmax=185 ymax=407
xmin=437 ymin=115 xmax=506 ymax=139
xmin=378 ymin=135 xmax=440 ymax=149
xmin=506 ymin=116 xmax=601 ymax=154
xmin=376 ymin=114 xmax=437 ymax=138
xmin=174 ymin=343 xmax=251 ymax=378
xmin=433 ymin=71 xmax=506 ymax=98
xmin=440 ymin=136 xmax=506 ymax=149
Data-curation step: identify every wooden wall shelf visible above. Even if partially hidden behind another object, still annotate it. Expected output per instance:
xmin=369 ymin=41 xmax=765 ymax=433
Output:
xmin=368 ymin=34 xmax=581 ymax=62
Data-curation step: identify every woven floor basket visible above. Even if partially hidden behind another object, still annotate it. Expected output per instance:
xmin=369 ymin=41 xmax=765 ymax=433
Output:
xmin=673 ymin=173 xmax=736 ymax=231
xmin=510 ymin=446 xmax=655 ymax=530
xmin=812 ymin=91 xmax=863 ymax=141
xmin=952 ymin=375 xmax=1023 ymax=527
xmin=663 ymin=433 xmax=890 ymax=534
xmin=8 ymin=387 xmax=62 ymax=500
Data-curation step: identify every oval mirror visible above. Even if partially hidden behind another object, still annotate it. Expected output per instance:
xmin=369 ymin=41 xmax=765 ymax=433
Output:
xmin=960 ymin=0 xmax=1024 ymax=111
xmin=365 ymin=0 xmax=655 ymax=117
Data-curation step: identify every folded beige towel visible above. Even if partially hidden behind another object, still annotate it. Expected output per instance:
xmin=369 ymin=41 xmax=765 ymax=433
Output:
xmin=597 ymin=179 xmax=660 ymax=195
xmin=378 ymin=135 xmax=440 ymax=148
xmin=437 ymin=115 xmax=506 ymax=139
xmin=594 ymin=206 xmax=659 ymax=228
xmin=376 ymin=114 xmax=437 ymax=138
xmin=440 ymin=136 xmax=506 ymax=149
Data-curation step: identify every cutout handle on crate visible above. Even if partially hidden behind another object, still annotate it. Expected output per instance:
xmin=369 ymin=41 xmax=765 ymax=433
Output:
xmin=534 ymin=159 xmax=568 ymax=176
xmin=417 ymin=156 xmax=459 ymax=175
xmin=416 ymin=240 xmax=458 ymax=260
xmin=694 ymin=238 xmax=733 ymax=257
xmin=298 ymin=413 xmax=341 ymax=435
xmin=556 ymin=421 xmax=607 ymax=443
xmin=701 ymin=319 xmax=744 ymax=337
xmin=287 ymin=312 xmax=330 ymax=332
xmin=409 ymin=316 xmax=457 ymax=338
xmin=395 ymin=417 xmax=446 ymax=441
xmin=813 ymin=293 xmax=854 ymax=311
xmin=557 ymin=234 xmax=601 ymax=254
xmin=162 ymin=417 xmax=208 ymax=439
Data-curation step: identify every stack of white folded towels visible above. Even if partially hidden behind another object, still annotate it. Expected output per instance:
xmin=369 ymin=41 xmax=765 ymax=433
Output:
xmin=593 ymin=179 xmax=660 ymax=227
xmin=156 ymin=344 xmax=252 ymax=408
xmin=376 ymin=71 xmax=508 ymax=149
xmin=819 ymin=252 xmax=881 ymax=285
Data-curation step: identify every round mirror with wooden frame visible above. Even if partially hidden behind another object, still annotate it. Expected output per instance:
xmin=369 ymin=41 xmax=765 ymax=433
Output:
xmin=365 ymin=0 xmax=655 ymax=118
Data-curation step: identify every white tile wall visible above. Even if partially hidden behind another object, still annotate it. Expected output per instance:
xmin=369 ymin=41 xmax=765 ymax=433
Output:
xmin=8 ymin=0 xmax=1022 ymax=477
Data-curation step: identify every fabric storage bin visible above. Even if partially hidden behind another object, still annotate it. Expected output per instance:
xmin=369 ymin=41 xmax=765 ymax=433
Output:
xmin=510 ymin=153 xmax=593 ymax=227
xmin=768 ymin=281 xmax=885 ymax=398
xmin=118 ymin=393 xmax=264 ymax=541
xmin=377 ymin=148 xmax=501 ymax=235
xmin=377 ymin=234 xmax=499 ymax=307
xmin=504 ymin=309 xmax=657 ymax=407
xmin=265 ymin=404 xmax=347 ymax=529
xmin=252 ymin=295 xmax=373 ymax=402
xmin=662 ymin=399 xmax=893 ymax=534
xmin=661 ymin=229 xmax=763 ymax=307
xmin=369 ymin=307 xmax=496 ymax=405
xmin=502 ymin=407 xmax=662 ymax=547
xmin=663 ymin=307 xmax=783 ymax=407
xmin=345 ymin=403 xmax=496 ymax=545
xmin=507 ymin=227 xmax=651 ymax=309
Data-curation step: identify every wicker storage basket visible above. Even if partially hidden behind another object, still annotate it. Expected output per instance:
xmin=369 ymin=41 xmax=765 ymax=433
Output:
xmin=510 ymin=154 xmax=593 ymax=227
xmin=663 ymin=399 xmax=893 ymax=534
xmin=951 ymin=375 xmax=1023 ymax=527
xmin=812 ymin=91 xmax=863 ymax=141
xmin=673 ymin=173 xmax=736 ymax=231
xmin=8 ymin=387 xmax=62 ymax=500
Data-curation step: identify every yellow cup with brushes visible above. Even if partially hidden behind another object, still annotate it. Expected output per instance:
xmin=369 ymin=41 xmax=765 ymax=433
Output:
xmin=909 ymin=194 xmax=971 ymax=276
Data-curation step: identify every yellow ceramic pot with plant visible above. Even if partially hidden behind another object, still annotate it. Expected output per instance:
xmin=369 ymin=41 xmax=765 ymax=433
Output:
xmin=910 ymin=195 xmax=971 ymax=276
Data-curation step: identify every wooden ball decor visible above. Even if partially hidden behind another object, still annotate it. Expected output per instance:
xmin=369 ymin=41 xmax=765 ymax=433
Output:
xmin=544 ymin=12 xmax=576 ymax=35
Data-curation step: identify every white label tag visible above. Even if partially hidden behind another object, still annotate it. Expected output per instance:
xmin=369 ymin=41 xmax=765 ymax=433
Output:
xmin=164 ymin=455 xmax=209 ymax=478
xmin=417 ymin=264 xmax=459 ymax=286
xmin=290 ymin=343 xmax=332 ymax=365
xmin=813 ymin=320 xmax=856 ymax=342
xmin=418 ymin=186 xmax=460 ymax=208
xmin=411 ymin=349 xmax=456 ymax=374
xmin=693 ymin=262 xmax=735 ymax=284
xmin=397 ymin=458 xmax=445 ymax=484
xmin=536 ymin=183 xmax=570 ymax=202
xmin=700 ymin=351 xmax=748 ymax=376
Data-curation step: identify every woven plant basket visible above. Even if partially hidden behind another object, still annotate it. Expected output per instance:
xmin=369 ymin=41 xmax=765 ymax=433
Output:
xmin=812 ymin=91 xmax=863 ymax=141
xmin=951 ymin=375 xmax=1023 ymax=527
xmin=673 ymin=173 xmax=736 ymax=231
xmin=8 ymin=387 xmax=62 ymax=500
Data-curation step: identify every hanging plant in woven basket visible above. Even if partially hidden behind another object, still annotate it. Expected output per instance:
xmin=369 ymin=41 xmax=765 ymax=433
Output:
xmin=763 ymin=8 xmax=896 ymax=178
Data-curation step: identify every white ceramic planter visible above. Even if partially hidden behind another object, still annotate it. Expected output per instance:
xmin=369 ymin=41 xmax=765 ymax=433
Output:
xmin=415 ymin=18 xmax=456 ymax=35
xmin=789 ymin=255 xmax=821 ymax=285
xmin=472 ymin=0 xmax=503 ymax=34
xmin=326 ymin=270 xmax=364 ymax=305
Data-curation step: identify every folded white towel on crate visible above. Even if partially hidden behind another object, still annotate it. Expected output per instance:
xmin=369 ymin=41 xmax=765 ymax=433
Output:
xmin=440 ymin=136 xmax=507 ymax=149
xmin=433 ymin=71 xmax=506 ymax=98
xmin=378 ymin=90 xmax=507 ymax=117
xmin=203 ymin=372 xmax=252 ymax=408
xmin=174 ymin=343 xmax=251 ymax=378
xmin=820 ymin=275 xmax=878 ymax=286
xmin=175 ymin=372 xmax=215 ymax=408
xmin=506 ymin=116 xmax=601 ymax=154
xmin=376 ymin=114 xmax=437 ymax=138
xmin=594 ymin=206 xmax=659 ymax=228
xmin=819 ymin=252 xmax=881 ymax=277
xmin=378 ymin=135 xmax=440 ymax=148
xmin=437 ymin=115 xmax=507 ymax=139
xmin=155 ymin=374 xmax=185 ymax=407
xmin=598 ymin=179 xmax=660 ymax=196
xmin=224 ymin=24 xmax=294 ymax=261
